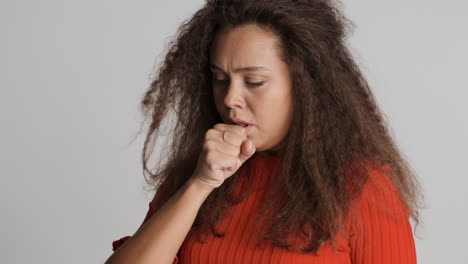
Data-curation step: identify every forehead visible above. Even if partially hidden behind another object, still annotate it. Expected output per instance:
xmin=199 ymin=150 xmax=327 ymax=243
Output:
xmin=209 ymin=24 xmax=282 ymax=66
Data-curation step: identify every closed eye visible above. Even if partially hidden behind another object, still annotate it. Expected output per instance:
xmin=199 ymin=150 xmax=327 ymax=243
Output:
xmin=247 ymin=81 xmax=264 ymax=87
xmin=212 ymin=79 xmax=264 ymax=87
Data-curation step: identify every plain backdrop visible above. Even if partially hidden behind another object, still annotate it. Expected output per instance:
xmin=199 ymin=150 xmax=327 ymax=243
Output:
xmin=1 ymin=0 xmax=467 ymax=263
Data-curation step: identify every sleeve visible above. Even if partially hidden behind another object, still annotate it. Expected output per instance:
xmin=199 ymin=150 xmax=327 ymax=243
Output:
xmin=348 ymin=164 xmax=417 ymax=264
xmin=111 ymin=194 xmax=180 ymax=264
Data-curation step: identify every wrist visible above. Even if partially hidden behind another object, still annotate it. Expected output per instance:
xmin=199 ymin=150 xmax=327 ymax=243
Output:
xmin=186 ymin=176 xmax=215 ymax=199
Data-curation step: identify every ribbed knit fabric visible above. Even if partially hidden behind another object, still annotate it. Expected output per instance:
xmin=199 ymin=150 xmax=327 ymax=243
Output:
xmin=112 ymin=153 xmax=417 ymax=263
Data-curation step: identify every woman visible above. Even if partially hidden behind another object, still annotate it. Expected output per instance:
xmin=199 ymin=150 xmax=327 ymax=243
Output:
xmin=106 ymin=0 xmax=424 ymax=263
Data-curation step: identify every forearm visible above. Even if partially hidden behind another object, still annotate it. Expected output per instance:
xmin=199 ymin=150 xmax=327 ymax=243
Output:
xmin=105 ymin=177 xmax=213 ymax=264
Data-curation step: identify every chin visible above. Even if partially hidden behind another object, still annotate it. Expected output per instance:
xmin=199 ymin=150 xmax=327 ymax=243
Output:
xmin=254 ymin=144 xmax=276 ymax=153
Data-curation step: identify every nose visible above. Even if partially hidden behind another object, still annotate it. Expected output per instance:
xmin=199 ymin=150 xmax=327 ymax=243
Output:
xmin=223 ymin=79 xmax=244 ymax=109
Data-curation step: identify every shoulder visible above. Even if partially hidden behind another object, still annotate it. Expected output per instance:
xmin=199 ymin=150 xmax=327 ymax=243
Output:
xmin=347 ymin=160 xmax=411 ymax=230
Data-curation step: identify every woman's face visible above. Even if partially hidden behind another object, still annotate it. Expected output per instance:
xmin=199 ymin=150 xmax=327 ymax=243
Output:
xmin=209 ymin=24 xmax=293 ymax=153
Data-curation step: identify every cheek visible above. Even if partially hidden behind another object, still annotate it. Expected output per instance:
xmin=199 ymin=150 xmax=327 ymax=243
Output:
xmin=262 ymin=96 xmax=292 ymax=129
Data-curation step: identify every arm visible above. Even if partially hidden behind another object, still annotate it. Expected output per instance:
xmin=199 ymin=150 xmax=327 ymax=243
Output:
xmin=105 ymin=177 xmax=213 ymax=264
xmin=348 ymin=165 xmax=417 ymax=264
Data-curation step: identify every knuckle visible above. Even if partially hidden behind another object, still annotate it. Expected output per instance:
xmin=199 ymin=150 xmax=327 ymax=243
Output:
xmin=204 ymin=129 xmax=214 ymax=141
xmin=213 ymin=123 xmax=224 ymax=130
xmin=205 ymin=152 xmax=215 ymax=165
xmin=204 ymin=151 xmax=219 ymax=170
xmin=203 ymin=140 xmax=215 ymax=152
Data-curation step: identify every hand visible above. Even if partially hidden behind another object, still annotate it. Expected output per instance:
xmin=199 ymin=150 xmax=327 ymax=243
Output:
xmin=191 ymin=123 xmax=256 ymax=190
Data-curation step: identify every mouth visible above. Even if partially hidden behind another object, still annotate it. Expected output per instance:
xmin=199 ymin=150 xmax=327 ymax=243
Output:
xmin=225 ymin=116 xmax=255 ymax=132
xmin=233 ymin=122 xmax=250 ymax=127
xmin=231 ymin=122 xmax=254 ymax=132
xmin=229 ymin=120 xmax=253 ymax=127
xmin=228 ymin=117 xmax=254 ymax=126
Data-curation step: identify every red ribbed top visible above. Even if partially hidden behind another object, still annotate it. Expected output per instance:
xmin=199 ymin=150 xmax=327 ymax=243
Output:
xmin=112 ymin=153 xmax=417 ymax=263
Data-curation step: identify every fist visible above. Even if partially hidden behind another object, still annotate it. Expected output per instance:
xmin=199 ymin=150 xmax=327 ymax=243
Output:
xmin=191 ymin=123 xmax=256 ymax=190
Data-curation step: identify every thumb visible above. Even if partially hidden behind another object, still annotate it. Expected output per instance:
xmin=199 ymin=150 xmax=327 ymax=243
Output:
xmin=238 ymin=139 xmax=256 ymax=164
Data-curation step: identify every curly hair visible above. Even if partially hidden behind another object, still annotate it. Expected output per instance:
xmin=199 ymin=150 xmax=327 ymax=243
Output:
xmin=133 ymin=0 xmax=424 ymax=255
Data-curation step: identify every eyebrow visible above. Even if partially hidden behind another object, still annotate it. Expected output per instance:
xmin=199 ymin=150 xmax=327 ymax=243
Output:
xmin=209 ymin=64 xmax=270 ymax=73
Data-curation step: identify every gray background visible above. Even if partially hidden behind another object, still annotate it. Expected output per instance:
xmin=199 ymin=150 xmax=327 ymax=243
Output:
xmin=1 ymin=0 xmax=466 ymax=263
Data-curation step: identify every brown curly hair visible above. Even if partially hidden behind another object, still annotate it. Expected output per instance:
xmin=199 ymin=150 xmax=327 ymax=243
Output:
xmin=133 ymin=0 xmax=424 ymax=255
